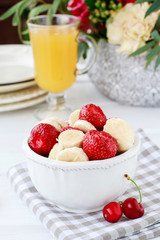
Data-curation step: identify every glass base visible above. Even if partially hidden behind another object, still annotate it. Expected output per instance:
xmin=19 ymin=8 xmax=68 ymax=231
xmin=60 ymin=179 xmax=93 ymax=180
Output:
xmin=34 ymin=104 xmax=72 ymax=121
xmin=34 ymin=92 xmax=72 ymax=121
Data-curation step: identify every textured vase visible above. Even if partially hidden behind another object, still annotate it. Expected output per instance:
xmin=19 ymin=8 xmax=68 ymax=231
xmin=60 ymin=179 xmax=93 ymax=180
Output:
xmin=88 ymin=40 xmax=160 ymax=107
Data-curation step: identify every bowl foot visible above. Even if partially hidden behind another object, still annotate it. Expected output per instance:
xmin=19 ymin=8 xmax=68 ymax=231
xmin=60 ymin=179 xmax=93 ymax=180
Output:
xmin=55 ymin=204 xmax=103 ymax=214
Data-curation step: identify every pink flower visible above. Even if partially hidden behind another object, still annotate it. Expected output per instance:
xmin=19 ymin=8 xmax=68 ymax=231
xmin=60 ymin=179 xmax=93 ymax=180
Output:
xmin=67 ymin=0 xmax=91 ymax=32
xmin=117 ymin=0 xmax=136 ymax=5
xmin=68 ymin=0 xmax=87 ymax=16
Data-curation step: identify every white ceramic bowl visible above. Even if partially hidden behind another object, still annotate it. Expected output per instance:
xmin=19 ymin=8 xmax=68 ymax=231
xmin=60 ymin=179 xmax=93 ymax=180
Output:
xmin=23 ymin=134 xmax=140 ymax=213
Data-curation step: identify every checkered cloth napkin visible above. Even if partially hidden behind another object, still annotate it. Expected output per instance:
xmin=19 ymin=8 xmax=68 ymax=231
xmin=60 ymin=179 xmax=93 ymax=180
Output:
xmin=7 ymin=129 xmax=160 ymax=240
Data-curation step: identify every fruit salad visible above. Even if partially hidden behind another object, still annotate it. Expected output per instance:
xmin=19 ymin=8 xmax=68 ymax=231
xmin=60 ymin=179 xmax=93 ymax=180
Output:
xmin=28 ymin=104 xmax=135 ymax=162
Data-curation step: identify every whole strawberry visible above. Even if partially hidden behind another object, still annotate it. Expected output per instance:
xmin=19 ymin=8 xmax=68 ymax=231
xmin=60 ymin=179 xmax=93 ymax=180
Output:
xmin=83 ymin=130 xmax=118 ymax=160
xmin=28 ymin=123 xmax=59 ymax=157
xmin=79 ymin=104 xmax=107 ymax=130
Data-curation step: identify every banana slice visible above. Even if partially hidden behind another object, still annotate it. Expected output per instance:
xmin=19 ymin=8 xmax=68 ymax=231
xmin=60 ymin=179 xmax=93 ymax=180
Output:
xmin=69 ymin=109 xmax=80 ymax=127
xmin=56 ymin=147 xmax=89 ymax=162
xmin=73 ymin=120 xmax=96 ymax=133
xmin=48 ymin=143 xmax=63 ymax=160
xmin=103 ymin=118 xmax=135 ymax=152
xmin=52 ymin=117 xmax=68 ymax=128
xmin=39 ymin=119 xmax=61 ymax=131
xmin=39 ymin=117 xmax=67 ymax=131
xmin=58 ymin=129 xmax=84 ymax=148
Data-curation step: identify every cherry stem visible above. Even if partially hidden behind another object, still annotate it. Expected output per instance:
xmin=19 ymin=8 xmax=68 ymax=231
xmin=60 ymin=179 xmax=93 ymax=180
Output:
xmin=124 ymin=174 xmax=142 ymax=205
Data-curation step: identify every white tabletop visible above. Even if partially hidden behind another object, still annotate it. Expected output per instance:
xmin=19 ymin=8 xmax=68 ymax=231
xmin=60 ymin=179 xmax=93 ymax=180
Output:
xmin=0 ymin=76 xmax=160 ymax=240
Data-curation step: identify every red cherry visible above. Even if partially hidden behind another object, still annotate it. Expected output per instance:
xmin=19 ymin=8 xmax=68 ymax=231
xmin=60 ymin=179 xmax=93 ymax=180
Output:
xmin=123 ymin=174 xmax=144 ymax=219
xmin=103 ymin=202 xmax=123 ymax=223
xmin=122 ymin=197 xmax=144 ymax=219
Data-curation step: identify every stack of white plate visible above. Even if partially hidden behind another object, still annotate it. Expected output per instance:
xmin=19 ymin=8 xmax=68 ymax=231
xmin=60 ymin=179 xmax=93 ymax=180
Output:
xmin=0 ymin=44 xmax=47 ymax=112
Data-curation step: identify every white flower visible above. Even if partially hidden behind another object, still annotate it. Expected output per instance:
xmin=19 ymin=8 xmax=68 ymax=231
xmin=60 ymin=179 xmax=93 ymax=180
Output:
xmin=107 ymin=3 xmax=160 ymax=54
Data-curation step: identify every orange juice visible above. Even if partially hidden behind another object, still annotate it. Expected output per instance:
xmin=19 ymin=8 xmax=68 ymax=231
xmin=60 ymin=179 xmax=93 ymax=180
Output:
xmin=30 ymin=28 xmax=79 ymax=93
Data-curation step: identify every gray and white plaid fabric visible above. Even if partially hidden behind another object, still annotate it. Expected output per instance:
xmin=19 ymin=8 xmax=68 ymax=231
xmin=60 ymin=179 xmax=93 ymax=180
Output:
xmin=7 ymin=129 xmax=160 ymax=240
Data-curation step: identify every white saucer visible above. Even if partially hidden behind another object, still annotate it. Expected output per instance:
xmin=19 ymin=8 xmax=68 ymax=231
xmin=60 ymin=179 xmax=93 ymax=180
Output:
xmin=0 ymin=79 xmax=36 ymax=93
xmin=0 ymin=44 xmax=34 ymax=85
xmin=0 ymin=94 xmax=47 ymax=112
xmin=0 ymin=85 xmax=47 ymax=104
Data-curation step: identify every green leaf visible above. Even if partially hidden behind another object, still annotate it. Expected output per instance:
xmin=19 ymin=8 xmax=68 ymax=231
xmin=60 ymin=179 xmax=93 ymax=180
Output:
xmin=12 ymin=12 xmax=19 ymax=26
xmin=59 ymin=0 xmax=70 ymax=14
xmin=12 ymin=0 xmax=36 ymax=26
xmin=145 ymin=45 xmax=160 ymax=68
xmin=0 ymin=1 xmax=21 ymax=20
xmin=85 ymin=0 xmax=96 ymax=11
xmin=146 ymin=45 xmax=160 ymax=61
xmin=47 ymin=0 xmax=61 ymax=25
xmin=47 ymin=7 xmax=53 ymax=25
xmin=14 ymin=0 xmax=36 ymax=42
xmin=155 ymin=53 xmax=160 ymax=70
xmin=18 ymin=0 xmax=36 ymax=17
xmin=129 ymin=41 xmax=155 ymax=57
xmin=145 ymin=0 xmax=160 ymax=17
xmin=151 ymin=30 xmax=160 ymax=42
xmin=29 ymin=5 xmax=51 ymax=18
xmin=51 ymin=0 xmax=61 ymax=14
xmin=145 ymin=56 xmax=155 ymax=68
xmin=78 ymin=41 xmax=89 ymax=60
xmin=135 ymin=0 xmax=154 ymax=4
xmin=22 ymin=40 xmax=30 ymax=45
xmin=155 ymin=15 xmax=160 ymax=30
xmin=86 ymin=32 xmax=100 ymax=42
xmin=22 ymin=28 xmax=29 ymax=35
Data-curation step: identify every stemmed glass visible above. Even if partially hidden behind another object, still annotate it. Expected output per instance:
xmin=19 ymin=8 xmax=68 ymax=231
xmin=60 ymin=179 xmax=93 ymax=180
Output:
xmin=27 ymin=14 xmax=96 ymax=120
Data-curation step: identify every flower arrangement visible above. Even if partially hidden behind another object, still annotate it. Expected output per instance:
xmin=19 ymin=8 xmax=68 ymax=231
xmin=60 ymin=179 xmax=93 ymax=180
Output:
xmin=0 ymin=0 xmax=160 ymax=69
xmin=67 ymin=0 xmax=160 ymax=69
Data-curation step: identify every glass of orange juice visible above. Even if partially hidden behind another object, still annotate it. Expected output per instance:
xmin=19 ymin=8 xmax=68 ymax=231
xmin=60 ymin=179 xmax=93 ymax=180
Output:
xmin=27 ymin=14 xmax=96 ymax=120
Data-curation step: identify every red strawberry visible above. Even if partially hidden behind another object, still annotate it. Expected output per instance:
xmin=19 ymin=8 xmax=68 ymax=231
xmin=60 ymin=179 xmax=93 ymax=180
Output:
xmin=28 ymin=123 xmax=59 ymax=157
xmin=79 ymin=104 xmax=107 ymax=130
xmin=59 ymin=126 xmax=81 ymax=133
xmin=83 ymin=130 xmax=118 ymax=160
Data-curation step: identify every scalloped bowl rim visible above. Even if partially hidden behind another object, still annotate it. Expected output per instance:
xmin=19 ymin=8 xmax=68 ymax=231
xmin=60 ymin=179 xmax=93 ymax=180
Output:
xmin=23 ymin=134 xmax=140 ymax=170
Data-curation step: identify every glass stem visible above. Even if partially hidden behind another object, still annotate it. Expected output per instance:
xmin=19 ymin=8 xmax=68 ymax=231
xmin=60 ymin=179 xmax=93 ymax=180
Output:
xmin=47 ymin=92 xmax=65 ymax=110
